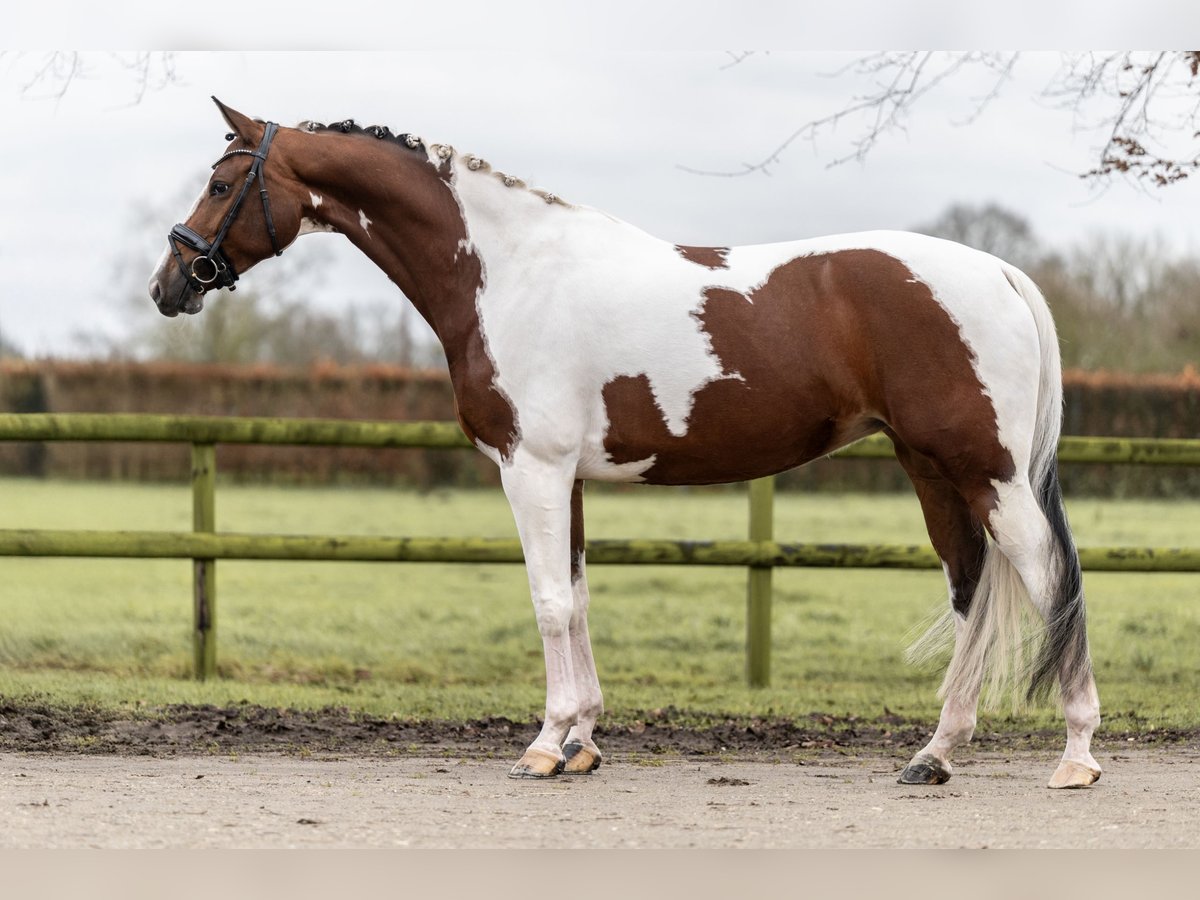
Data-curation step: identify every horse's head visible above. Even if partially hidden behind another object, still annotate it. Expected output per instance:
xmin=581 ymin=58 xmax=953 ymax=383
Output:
xmin=148 ymin=98 xmax=306 ymax=317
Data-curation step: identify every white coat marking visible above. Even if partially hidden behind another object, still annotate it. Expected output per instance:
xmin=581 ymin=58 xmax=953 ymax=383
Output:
xmin=297 ymin=217 xmax=334 ymax=236
xmin=358 ymin=209 xmax=373 ymax=236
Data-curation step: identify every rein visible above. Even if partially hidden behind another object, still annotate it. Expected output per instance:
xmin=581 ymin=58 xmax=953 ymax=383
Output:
xmin=167 ymin=121 xmax=283 ymax=294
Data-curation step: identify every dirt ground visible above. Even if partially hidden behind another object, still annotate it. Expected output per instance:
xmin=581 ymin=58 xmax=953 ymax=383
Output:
xmin=3 ymin=749 xmax=1200 ymax=849
xmin=1 ymin=704 xmax=1198 ymax=848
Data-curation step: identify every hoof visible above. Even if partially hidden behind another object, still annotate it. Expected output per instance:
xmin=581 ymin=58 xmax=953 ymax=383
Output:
xmin=508 ymin=747 xmax=565 ymax=779
xmin=898 ymin=755 xmax=952 ymax=785
xmin=562 ymin=740 xmax=602 ymax=774
xmin=1048 ymin=759 xmax=1101 ymax=789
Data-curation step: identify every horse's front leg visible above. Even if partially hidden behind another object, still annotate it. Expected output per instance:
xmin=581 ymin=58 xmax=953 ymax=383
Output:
xmin=562 ymin=479 xmax=604 ymax=774
xmin=503 ymin=455 xmax=580 ymax=778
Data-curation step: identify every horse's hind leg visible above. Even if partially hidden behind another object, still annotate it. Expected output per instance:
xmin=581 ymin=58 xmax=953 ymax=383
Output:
xmin=562 ymin=480 xmax=605 ymax=774
xmin=891 ymin=438 xmax=989 ymax=785
xmin=983 ymin=481 xmax=1101 ymax=788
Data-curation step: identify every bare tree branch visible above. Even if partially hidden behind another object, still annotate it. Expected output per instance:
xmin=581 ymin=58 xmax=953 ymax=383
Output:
xmin=680 ymin=52 xmax=1019 ymax=177
xmin=4 ymin=51 xmax=177 ymax=105
xmin=949 ymin=53 xmax=1019 ymax=127
xmin=18 ymin=51 xmax=82 ymax=101
xmin=1051 ymin=51 xmax=1200 ymax=186
xmin=117 ymin=52 xmax=179 ymax=106
xmin=684 ymin=51 xmax=1200 ymax=187
xmin=719 ymin=51 xmax=758 ymax=71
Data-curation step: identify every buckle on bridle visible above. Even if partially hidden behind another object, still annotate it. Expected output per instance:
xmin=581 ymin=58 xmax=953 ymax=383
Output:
xmin=189 ymin=255 xmax=225 ymax=285
xmin=168 ymin=222 xmax=238 ymax=291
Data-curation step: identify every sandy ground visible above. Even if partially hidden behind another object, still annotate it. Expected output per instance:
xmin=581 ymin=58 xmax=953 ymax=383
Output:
xmin=3 ymin=748 xmax=1198 ymax=848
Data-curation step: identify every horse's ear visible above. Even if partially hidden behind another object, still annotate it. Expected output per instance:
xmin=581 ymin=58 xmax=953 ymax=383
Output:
xmin=212 ymin=97 xmax=264 ymax=143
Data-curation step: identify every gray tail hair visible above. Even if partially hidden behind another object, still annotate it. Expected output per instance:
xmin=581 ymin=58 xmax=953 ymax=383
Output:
xmin=908 ymin=263 xmax=1091 ymax=709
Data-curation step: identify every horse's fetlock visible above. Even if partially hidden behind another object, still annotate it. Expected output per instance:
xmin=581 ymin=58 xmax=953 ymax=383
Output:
xmin=543 ymin=699 xmax=579 ymax=731
xmin=578 ymin=690 xmax=604 ymax=723
xmin=945 ymin=718 xmax=976 ymax=746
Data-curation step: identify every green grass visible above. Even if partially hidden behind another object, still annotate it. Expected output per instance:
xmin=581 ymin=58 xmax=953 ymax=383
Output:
xmin=1 ymin=477 xmax=1198 ymax=734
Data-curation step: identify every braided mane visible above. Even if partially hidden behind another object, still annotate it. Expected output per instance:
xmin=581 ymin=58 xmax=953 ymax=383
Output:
xmin=294 ymin=118 xmax=568 ymax=206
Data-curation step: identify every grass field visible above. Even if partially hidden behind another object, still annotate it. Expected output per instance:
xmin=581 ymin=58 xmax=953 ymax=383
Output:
xmin=1 ymin=477 xmax=1198 ymax=735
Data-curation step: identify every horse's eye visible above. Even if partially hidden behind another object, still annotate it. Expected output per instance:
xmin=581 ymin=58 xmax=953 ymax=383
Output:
xmin=210 ymin=182 xmax=230 ymax=197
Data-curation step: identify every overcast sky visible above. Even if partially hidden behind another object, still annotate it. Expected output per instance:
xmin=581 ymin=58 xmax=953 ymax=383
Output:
xmin=2 ymin=50 xmax=1200 ymax=357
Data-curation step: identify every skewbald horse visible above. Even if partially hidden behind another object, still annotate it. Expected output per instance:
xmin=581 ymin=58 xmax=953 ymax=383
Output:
xmin=149 ymin=99 xmax=1101 ymax=789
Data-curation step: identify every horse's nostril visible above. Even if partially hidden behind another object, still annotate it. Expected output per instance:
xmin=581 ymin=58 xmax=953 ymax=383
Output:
xmin=150 ymin=281 xmax=162 ymax=304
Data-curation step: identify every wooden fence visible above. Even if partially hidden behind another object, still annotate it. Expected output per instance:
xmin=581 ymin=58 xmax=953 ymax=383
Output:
xmin=1 ymin=413 xmax=1198 ymax=686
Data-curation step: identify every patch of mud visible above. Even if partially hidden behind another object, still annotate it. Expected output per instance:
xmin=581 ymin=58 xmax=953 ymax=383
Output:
xmin=1 ymin=702 xmax=1195 ymax=757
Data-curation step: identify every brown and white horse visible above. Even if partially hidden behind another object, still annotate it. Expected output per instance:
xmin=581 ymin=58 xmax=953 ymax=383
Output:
xmin=149 ymin=99 xmax=1101 ymax=789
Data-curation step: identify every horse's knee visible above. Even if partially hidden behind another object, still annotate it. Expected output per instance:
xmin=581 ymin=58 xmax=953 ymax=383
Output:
xmin=534 ymin=594 xmax=573 ymax=637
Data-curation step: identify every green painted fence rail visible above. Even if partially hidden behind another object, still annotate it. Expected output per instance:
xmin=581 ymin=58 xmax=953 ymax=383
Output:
xmin=2 ymin=529 xmax=1197 ymax=571
xmin=3 ymin=413 xmax=1200 ymax=465
xmin=2 ymin=413 xmax=1199 ymax=685
xmin=0 ymin=414 xmax=474 ymax=448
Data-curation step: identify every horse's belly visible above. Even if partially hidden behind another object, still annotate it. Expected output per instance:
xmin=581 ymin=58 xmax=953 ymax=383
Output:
xmin=583 ymin=379 xmax=879 ymax=485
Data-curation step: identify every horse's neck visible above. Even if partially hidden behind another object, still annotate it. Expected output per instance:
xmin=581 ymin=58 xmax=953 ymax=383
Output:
xmin=296 ymin=146 xmax=486 ymax=351
xmin=297 ymin=142 xmax=642 ymax=370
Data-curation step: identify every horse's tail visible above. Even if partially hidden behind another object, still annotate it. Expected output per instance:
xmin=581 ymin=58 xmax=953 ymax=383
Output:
xmin=914 ymin=263 xmax=1089 ymax=708
xmin=1003 ymin=263 xmax=1091 ymax=702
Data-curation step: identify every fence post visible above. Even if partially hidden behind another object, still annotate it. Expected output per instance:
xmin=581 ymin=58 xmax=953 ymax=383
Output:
xmin=191 ymin=443 xmax=217 ymax=680
xmin=746 ymin=475 xmax=775 ymax=687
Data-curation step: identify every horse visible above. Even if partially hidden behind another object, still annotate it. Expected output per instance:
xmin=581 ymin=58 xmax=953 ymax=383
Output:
xmin=148 ymin=98 xmax=1101 ymax=789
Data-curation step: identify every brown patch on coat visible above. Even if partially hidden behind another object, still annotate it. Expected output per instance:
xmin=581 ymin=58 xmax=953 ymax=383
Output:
xmin=890 ymin=432 xmax=988 ymax=616
xmin=675 ymin=245 xmax=731 ymax=269
xmin=602 ymin=249 xmax=1015 ymax=505
xmin=401 ymin=152 xmax=517 ymax=458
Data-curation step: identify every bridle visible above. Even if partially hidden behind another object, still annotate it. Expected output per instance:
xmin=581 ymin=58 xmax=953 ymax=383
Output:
xmin=167 ymin=121 xmax=283 ymax=295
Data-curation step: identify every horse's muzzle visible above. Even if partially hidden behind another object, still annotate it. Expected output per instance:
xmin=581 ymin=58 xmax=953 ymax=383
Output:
xmin=149 ymin=272 xmax=205 ymax=318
